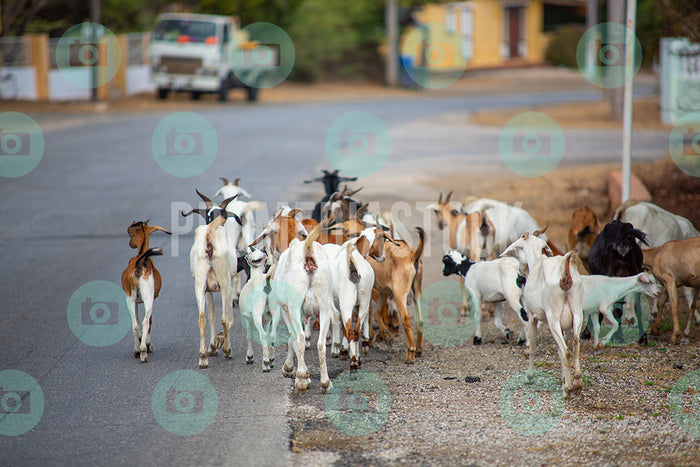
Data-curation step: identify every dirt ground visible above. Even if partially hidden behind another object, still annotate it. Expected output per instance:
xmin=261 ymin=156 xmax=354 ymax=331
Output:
xmin=287 ymin=156 xmax=700 ymax=467
xmin=285 ymin=92 xmax=700 ymax=466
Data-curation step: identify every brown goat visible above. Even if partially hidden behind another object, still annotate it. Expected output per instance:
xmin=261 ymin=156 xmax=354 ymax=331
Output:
xmin=121 ymin=220 xmax=171 ymax=362
xmin=567 ymin=206 xmax=601 ymax=271
xmin=368 ymin=227 xmax=425 ymax=364
xmin=643 ymin=237 xmax=700 ymax=344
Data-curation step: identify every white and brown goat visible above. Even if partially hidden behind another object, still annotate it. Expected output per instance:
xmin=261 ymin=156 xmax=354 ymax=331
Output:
xmin=121 ymin=220 xmax=171 ymax=363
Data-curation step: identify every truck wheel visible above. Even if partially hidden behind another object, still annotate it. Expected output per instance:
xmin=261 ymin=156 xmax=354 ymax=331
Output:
xmin=218 ymin=77 xmax=230 ymax=102
xmin=246 ymin=86 xmax=258 ymax=102
xmin=191 ymin=91 xmax=202 ymax=100
xmin=157 ymin=88 xmax=169 ymax=100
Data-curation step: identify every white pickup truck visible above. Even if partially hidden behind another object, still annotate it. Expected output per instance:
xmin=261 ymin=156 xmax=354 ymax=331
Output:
xmin=149 ymin=13 xmax=273 ymax=101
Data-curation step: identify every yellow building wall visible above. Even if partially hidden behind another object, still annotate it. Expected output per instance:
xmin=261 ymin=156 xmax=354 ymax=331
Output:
xmin=404 ymin=0 xmax=545 ymax=70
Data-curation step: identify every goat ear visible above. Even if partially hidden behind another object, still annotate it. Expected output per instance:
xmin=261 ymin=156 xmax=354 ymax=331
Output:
xmin=287 ymin=208 xmax=305 ymax=219
xmin=542 ymin=246 xmax=553 ymax=257
xmin=339 ymin=175 xmax=357 ymax=182
xmin=521 ymin=232 xmax=529 ymax=240
xmin=181 ymin=208 xmax=207 ymax=219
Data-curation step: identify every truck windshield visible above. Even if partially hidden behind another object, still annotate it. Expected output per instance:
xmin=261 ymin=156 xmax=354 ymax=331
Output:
xmin=152 ymin=20 xmax=217 ymax=43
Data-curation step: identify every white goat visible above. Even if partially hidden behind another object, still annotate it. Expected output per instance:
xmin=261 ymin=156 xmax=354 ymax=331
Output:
xmin=502 ymin=231 xmax=584 ymax=394
xmin=239 ymin=248 xmax=287 ymax=372
xmin=182 ymin=191 xmax=241 ymax=368
xmin=466 ymin=198 xmax=562 ymax=256
xmin=441 ymin=250 xmax=527 ymax=345
xmin=582 ymin=272 xmax=662 ymax=348
xmin=327 ymin=227 xmax=384 ymax=369
xmin=214 ymin=177 xmax=265 ymax=298
xmin=273 ymin=224 xmax=334 ymax=393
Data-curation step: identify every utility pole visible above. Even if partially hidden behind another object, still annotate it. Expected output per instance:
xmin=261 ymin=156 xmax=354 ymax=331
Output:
xmin=621 ymin=0 xmax=638 ymax=202
xmin=385 ymin=0 xmax=399 ymax=87
xmin=608 ymin=0 xmax=624 ymax=120
xmin=90 ymin=0 xmax=101 ymax=101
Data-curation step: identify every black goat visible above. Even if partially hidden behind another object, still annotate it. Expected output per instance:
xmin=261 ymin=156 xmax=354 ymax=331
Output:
xmin=304 ymin=170 xmax=359 ymax=221
xmin=586 ymin=219 xmax=649 ymax=343
xmin=588 ymin=220 xmax=649 ymax=277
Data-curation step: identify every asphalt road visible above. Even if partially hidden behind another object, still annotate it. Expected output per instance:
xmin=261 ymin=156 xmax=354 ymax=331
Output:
xmin=0 ymin=85 xmax=666 ymax=465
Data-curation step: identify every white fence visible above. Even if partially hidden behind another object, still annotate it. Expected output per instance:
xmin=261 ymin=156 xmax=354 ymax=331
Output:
xmin=0 ymin=32 xmax=153 ymax=101
xmin=660 ymin=37 xmax=700 ymax=124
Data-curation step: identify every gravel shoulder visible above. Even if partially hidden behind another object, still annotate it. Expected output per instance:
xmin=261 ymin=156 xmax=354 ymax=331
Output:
xmin=287 ymin=158 xmax=700 ymax=466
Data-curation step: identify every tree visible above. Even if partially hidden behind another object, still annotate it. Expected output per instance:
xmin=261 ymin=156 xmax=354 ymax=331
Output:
xmin=2 ymin=0 xmax=51 ymax=37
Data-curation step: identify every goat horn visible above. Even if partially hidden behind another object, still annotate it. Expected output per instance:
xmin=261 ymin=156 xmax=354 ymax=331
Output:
xmin=220 ymin=194 xmax=239 ymax=211
xmin=445 ymin=191 xmax=453 ymax=203
xmin=196 ymin=189 xmax=214 ymax=209
xmin=181 ymin=208 xmax=207 ymax=219
xmin=287 ymin=208 xmax=304 ymax=219
xmin=233 ymin=177 xmax=240 ymax=186
xmin=219 ymin=177 xmax=229 ymax=186
xmin=345 ymin=186 xmax=363 ymax=198
xmin=438 ymin=192 xmax=443 ymax=204
xmin=533 ymin=225 xmax=549 ymax=237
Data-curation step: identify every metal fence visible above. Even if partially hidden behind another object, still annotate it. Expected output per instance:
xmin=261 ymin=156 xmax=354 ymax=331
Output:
xmin=125 ymin=32 xmax=150 ymax=65
xmin=660 ymin=37 xmax=700 ymax=124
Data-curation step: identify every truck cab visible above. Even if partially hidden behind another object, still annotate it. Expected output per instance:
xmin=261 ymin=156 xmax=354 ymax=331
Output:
xmin=149 ymin=13 xmax=262 ymax=101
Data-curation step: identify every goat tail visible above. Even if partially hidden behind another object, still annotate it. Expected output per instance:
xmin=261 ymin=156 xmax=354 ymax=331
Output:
xmin=559 ymin=251 xmax=576 ymax=291
xmin=411 ymin=227 xmax=425 ymax=265
xmin=136 ymin=247 xmax=163 ymax=267
xmin=346 ymin=242 xmax=360 ymax=284
xmin=303 ymin=223 xmax=321 ymax=274
xmin=613 ymin=199 xmax=640 ymax=220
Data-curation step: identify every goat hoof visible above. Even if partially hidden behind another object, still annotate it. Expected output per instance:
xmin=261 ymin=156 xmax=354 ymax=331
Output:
xmin=223 ymin=348 xmax=233 ymax=359
xmin=246 ymin=355 xmax=254 ymax=364
xmin=147 ymin=343 xmax=154 ymax=353
xmin=517 ymin=338 xmax=526 ymax=346
xmin=473 ymin=336 xmax=482 ymax=346
xmin=581 ymin=328 xmax=592 ymax=340
xmin=637 ymin=333 xmax=648 ymax=345
xmin=133 ymin=351 xmax=140 ymax=358
xmin=199 ymin=362 xmax=208 ymax=369
xmin=262 ymin=363 xmax=271 ymax=373
xmin=415 ymin=350 xmax=423 ymax=357
xmin=207 ymin=345 xmax=218 ymax=357
xmin=320 ymin=381 xmax=332 ymax=394
xmin=505 ymin=330 xmax=515 ymax=341
xmin=283 ymin=365 xmax=295 ymax=378
xmin=140 ymin=353 xmax=148 ymax=363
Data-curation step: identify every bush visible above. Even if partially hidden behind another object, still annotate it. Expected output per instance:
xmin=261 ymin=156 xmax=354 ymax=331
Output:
xmin=545 ymin=24 xmax=587 ymax=69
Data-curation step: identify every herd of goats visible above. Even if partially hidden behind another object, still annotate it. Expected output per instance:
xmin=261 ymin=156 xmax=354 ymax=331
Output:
xmin=120 ymin=170 xmax=700 ymax=395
